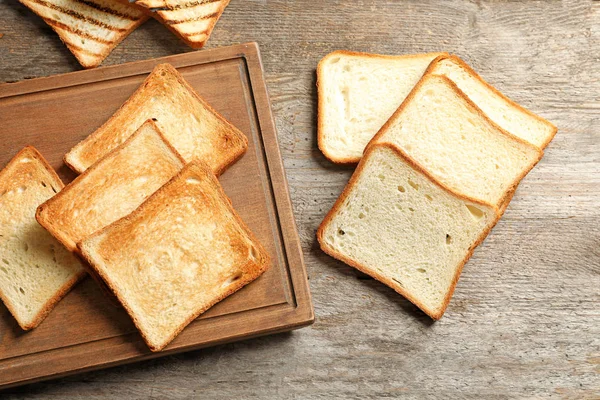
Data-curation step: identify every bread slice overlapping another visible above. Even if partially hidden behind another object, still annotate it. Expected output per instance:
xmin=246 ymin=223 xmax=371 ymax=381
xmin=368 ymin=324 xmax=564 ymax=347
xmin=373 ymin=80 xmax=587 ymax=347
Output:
xmin=317 ymin=50 xmax=447 ymax=163
xmin=427 ymin=55 xmax=557 ymax=149
xmin=0 ymin=147 xmax=85 ymax=330
xmin=370 ymin=74 xmax=543 ymax=210
xmin=64 ymin=63 xmax=247 ymax=175
xmin=318 ymin=143 xmax=499 ymax=319
xmin=18 ymin=0 xmax=150 ymax=68
xmin=78 ymin=160 xmax=270 ymax=351
xmin=37 ymin=120 xmax=185 ymax=253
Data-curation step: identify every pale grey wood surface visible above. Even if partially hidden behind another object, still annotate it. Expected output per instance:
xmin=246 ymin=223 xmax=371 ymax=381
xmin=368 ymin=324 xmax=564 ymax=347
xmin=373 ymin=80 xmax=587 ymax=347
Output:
xmin=1 ymin=0 xmax=599 ymax=398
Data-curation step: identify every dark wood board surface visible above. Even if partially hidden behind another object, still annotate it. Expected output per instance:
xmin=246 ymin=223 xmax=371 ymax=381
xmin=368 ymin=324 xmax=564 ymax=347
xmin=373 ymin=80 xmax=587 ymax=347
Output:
xmin=0 ymin=0 xmax=599 ymax=398
xmin=0 ymin=42 xmax=314 ymax=389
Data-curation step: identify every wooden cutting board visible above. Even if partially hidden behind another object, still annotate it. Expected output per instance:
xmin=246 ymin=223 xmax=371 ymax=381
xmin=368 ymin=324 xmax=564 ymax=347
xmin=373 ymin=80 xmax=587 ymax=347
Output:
xmin=0 ymin=42 xmax=314 ymax=389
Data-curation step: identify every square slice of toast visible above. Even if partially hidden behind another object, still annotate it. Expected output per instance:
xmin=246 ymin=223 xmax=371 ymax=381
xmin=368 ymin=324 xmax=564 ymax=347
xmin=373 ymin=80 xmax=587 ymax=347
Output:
xmin=78 ymin=160 xmax=270 ymax=351
xmin=18 ymin=0 xmax=150 ymax=68
xmin=64 ymin=63 xmax=247 ymax=175
xmin=318 ymin=143 xmax=499 ymax=319
xmin=37 ymin=120 xmax=185 ymax=253
xmin=0 ymin=147 xmax=85 ymax=330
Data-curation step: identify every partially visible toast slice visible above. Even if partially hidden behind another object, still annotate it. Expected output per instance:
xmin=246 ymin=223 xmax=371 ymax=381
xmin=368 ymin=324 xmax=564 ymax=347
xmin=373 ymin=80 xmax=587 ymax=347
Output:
xmin=151 ymin=0 xmax=230 ymax=49
xmin=317 ymin=50 xmax=447 ymax=163
xmin=18 ymin=0 xmax=150 ymax=68
xmin=370 ymin=74 xmax=543 ymax=209
xmin=64 ymin=63 xmax=247 ymax=174
xmin=78 ymin=160 xmax=270 ymax=351
xmin=428 ymin=55 xmax=557 ymax=149
xmin=318 ymin=143 xmax=499 ymax=319
xmin=0 ymin=147 xmax=85 ymax=330
xmin=37 ymin=120 xmax=185 ymax=253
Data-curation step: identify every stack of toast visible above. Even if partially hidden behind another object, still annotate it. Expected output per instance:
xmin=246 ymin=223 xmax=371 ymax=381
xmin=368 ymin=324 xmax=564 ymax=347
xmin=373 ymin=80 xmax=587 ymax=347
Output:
xmin=0 ymin=63 xmax=269 ymax=351
xmin=317 ymin=51 xmax=557 ymax=319
xmin=18 ymin=0 xmax=230 ymax=68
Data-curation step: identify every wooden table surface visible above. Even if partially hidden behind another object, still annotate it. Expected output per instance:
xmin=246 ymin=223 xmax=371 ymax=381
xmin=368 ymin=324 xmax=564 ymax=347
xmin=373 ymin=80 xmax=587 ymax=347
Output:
xmin=1 ymin=0 xmax=599 ymax=398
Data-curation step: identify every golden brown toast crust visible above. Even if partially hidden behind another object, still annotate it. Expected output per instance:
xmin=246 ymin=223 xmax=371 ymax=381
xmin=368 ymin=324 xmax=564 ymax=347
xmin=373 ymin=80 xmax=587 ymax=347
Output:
xmin=0 ymin=147 xmax=86 ymax=330
xmin=317 ymin=142 xmax=501 ymax=320
xmin=37 ymin=120 xmax=186 ymax=253
xmin=78 ymin=160 xmax=270 ymax=351
xmin=64 ymin=63 xmax=247 ymax=175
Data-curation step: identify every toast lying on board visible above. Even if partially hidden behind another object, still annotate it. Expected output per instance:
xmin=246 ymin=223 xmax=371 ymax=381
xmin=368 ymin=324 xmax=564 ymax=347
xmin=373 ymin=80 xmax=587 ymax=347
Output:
xmin=78 ymin=160 xmax=270 ymax=351
xmin=151 ymin=0 xmax=230 ymax=49
xmin=64 ymin=63 xmax=247 ymax=174
xmin=428 ymin=55 xmax=557 ymax=149
xmin=318 ymin=143 xmax=499 ymax=319
xmin=37 ymin=120 xmax=185 ymax=253
xmin=0 ymin=147 xmax=85 ymax=330
xmin=18 ymin=0 xmax=150 ymax=68
xmin=370 ymin=74 xmax=543 ymax=209
xmin=317 ymin=51 xmax=447 ymax=163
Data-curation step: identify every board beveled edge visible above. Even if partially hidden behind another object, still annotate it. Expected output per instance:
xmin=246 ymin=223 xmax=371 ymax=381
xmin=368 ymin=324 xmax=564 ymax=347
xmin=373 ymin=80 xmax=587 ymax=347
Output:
xmin=0 ymin=43 xmax=258 ymax=98
xmin=0 ymin=301 xmax=313 ymax=390
xmin=0 ymin=42 xmax=314 ymax=389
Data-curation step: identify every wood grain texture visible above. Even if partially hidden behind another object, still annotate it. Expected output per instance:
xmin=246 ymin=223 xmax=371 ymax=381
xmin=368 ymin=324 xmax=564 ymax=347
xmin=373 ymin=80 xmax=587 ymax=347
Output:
xmin=1 ymin=0 xmax=599 ymax=398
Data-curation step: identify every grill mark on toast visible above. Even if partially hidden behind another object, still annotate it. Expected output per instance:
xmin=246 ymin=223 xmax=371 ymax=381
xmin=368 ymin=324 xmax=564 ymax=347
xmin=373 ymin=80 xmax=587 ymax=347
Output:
xmin=27 ymin=0 xmax=130 ymax=32
xmin=179 ymin=29 xmax=208 ymax=39
xmin=75 ymin=0 xmax=141 ymax=21
xmin=65 ymin=42 xmax=103 ymax=57
xmin=147 ymin=0 xmax=221 ymax=11
xmin=162 ymin=11 xmax=217 ymax=25
xmin=43 ymin=18 xmax=115 ymax=44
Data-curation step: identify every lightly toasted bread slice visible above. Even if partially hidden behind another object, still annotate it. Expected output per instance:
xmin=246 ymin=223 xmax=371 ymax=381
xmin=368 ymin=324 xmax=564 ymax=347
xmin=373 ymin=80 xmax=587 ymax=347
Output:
xmin=78 ymin=160 xmax=270 ymax=352
xmin=0 ymin=147 xmax=85 ymax=330
xmin=318 ymin=143 xmax=499 ymax=320
xmin=317 ymin=50 xmax=448 ymax=163
xmin=369 ymin=74 xmax=543 ymax=209
xmin=18 ymin=0 xmax=150 ymax=68
xmin=64 ymin=63 xmax=247 ymax=174
xmin=427 ymin=55 xmax=557 ymax=149
xmin=37 ymin=120 xmax=185 ymax=253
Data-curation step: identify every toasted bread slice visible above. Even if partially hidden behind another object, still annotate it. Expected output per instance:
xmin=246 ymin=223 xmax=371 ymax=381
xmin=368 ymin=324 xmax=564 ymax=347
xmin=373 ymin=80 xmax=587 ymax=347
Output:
xmin=37 ymin=120 xmax=185 ymax=253
xmin=64 ymin=63 xmax=247 ymax=174
xmin=370 ymin=74 xmax=543 ymax=209
xmin=151 ymin=0 xmax=230 ymax=49
xmin=428 ymin=55 xmax=557 ymax=149
xmin=0 ymin=147 xmax=85 ymax=330
xmin=18 ymin=0 xmax=150 ymax=68
xmin=317 ymin=50 xmax=447 ymax=163
xmin=78 ymin=160 xmax=270 ymax=351
xmin=318 ymin=143 xmax=499 ymax=319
